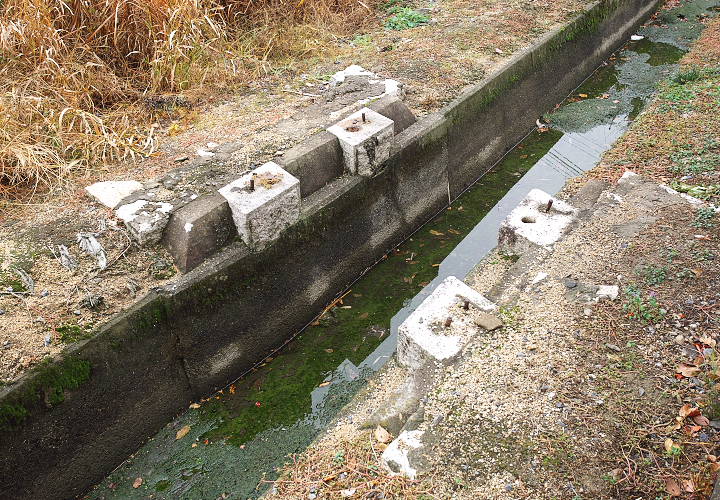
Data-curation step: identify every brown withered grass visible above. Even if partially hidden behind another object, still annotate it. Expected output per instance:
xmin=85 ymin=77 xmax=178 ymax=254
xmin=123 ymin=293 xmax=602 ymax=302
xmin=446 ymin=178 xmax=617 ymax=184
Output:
xmin=0 ymin=0 xmax=377 ymax=198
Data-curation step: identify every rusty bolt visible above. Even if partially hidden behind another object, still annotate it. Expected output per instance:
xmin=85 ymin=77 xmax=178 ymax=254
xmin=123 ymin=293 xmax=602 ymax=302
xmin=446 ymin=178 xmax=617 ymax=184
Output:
xmin=545 ymin=199 xmax=553 ymax=213
xmin=444 ymin=317 xmax=453 ymax=327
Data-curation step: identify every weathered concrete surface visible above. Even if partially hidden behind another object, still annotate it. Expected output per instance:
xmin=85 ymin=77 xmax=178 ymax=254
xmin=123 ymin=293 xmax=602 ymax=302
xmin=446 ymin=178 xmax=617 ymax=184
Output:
xmin=0 ymin=1 xmax=664 ymax=498
xmin=162 ymin=193 xmax=235 ymax=272
xmin=85 ymin=180 xmax=143 ymax=209
xmin=397 ymin=276 xmax=495 ymax=370
xmin=218 ymin=162 xmax=300 ymax=250
xmin=328 ymin=107 xmax=394 ymax=175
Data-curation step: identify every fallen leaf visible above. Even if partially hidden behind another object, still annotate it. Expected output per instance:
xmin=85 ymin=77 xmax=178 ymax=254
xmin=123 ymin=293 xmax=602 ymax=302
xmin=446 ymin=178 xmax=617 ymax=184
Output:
xmin=682 ymin=478 xmax=695 ymax=493
xmin=711 ymin=462 xmax=720 ymax=473
xmin=318 ymin=381 xmax=331 ymax=387
xmin=677 ymin=363 xmax=700 ymax=377
xmin=176 ymin=425 xmax=191 ymax=440
xmin=665 ymin=478 xmax=681 ymax=497
xmin=374 ymin=425 xmax=392 ymax=444
xmin=708 ymin=454 xmax=717 ymax=463
xmin=324 ymin=348 xmax=334 ymax=353
xmin=578 ymin=93 xmax=588 ymax=98
xmin=679 ymin=404 xmax=701 ymax=417
xmin=448 ymin=229 xmax=461 ymax=235
xmin=192 ymin=443 xmax=198 ymax=448
xmin=685 ymin=425 xmax=702 ymax=435
xmin=665 ymin=438 xmax=675 ymax=453
xmin=693 ymin=415 xmax=710 ymax=426
xmin=429 ymin=230 xmax=444 ymax=236
xmin=189 ymin=403 xmax=201 ymax=409
xmin=700 ymin=336 xmax=716 ymax=348
xmin=358 ymin=312 xmax=369 ymax=319
xmin=132 ymin=477 xmax=143 ymax=489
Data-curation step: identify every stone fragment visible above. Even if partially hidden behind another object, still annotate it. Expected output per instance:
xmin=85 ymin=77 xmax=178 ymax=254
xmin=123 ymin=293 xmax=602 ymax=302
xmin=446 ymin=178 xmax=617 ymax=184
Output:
xmin=218 ymin=162 xmax=300 ymax=250
xmin=498 ymin=189 xmax=577 ymax=255
xmin=596 ymin=285 xmax=619 ymax=301
xmin=381 ymin=430 xmax=424 ymax=479
xmin=327 ymin=107 xmax=394 ymax=176
xmin=397 ymin=276 xmax=495 ymax=370
xmin=116 ymin=199 xmax=173 ymax=245
xmin=474 ymin=311 xmax=503 ymax=331
xmin=85 ymin=180 xmax=143 ymax=209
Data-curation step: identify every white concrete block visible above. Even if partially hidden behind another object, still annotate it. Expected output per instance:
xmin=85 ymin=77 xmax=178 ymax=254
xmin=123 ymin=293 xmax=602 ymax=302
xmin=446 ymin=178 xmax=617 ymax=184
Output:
xmin=85 ymin=180 xmax=143 ymax=209
xmin=381 ymin=430 xmax=425 ymax=479
xmin=596 ymin=285 xmax=619 ymax=301
xmin=327 ymin=107 xmax=394 ymax=176
xmin=115 ymin=200 xmax=173 ymax=245
xmin=497 ymin=189 xmax=577 ymax=255
xmin=397 ymin=276 xmax=496 ymax=370
xmin=218 ymin=162 xmax=300 ymax=250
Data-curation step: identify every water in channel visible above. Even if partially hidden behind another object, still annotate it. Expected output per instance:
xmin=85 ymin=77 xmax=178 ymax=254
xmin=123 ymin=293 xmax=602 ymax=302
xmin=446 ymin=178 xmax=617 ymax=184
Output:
xmin=88 ymin=2 xmax=717 ymax=498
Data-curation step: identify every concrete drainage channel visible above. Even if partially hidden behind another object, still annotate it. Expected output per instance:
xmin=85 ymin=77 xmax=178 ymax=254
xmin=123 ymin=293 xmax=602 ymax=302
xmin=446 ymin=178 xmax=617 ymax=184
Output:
xmin=83 ymin=2 xmax=719 ymax=498
xmin=2 ymin=0 xmax=715 ymax=498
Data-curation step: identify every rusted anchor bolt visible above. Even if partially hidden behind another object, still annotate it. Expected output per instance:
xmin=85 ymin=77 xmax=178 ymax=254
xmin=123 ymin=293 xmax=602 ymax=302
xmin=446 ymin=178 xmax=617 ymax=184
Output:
xmin=545 ymin=199 xmax=553 ymax=213
xmin=362 ymin=112 xmax=366 ymax=123
xmin=463 ymin=300 xmax=470 ymax=310
xmin=250 ymin=173 xmax=256 ymax=192
xmin=444 ymin=317 xmax=453 ymax=327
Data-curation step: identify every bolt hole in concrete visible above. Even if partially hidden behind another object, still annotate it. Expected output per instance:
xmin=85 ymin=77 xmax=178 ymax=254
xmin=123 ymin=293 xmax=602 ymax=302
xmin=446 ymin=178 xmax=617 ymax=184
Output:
xmin=521 ymin=216 xmax=537 ymax=223
xmin=346 ymin=125 xmax=361 ymax=132
xmin=88 ymin=3 xmax=712 ymax=497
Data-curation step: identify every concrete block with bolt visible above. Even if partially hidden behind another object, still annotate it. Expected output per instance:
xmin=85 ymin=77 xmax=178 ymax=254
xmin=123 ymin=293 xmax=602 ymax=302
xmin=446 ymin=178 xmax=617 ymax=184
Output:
xmin=397 ymin=276 xmax=496 ymax=370
xmin=327 ymin=107 xmax=394 ymax=176
xmin=497 ymin=188 xmax=577 ymax=255
xmin=218 ymin=162 xmax=300 ymax=251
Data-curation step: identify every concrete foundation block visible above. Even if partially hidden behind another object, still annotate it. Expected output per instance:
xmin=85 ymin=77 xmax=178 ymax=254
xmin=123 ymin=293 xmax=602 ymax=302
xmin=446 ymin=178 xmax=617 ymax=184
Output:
xmin=277 ymin=131 xmax=344 ymax=198
xmin=116 ymin=200 xmax=173 ymax=245
xmin=86 ymin=180 xmax=143 ymax=209
xmin=498 ymin=189 xmax=577 ymax=255
xmin=162 ymin=193 xmax=235 ymax=272
xmin=381 ymin=430 xmax=425 ymax=479
xmin=218 ymin=162 xmax=300 ymax=250
xmin=368 ymin=96 xmax=417 ymax=135
xmin=327 ymin=107 xmax=394 ymax=176
xmin=397 ymin=276 xmax=496 ymax=370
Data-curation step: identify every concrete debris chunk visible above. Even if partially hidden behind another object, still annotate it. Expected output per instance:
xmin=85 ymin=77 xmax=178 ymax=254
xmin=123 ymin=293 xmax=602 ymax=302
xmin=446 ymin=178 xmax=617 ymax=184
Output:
xmin=397 ymin=276 xmax=495 ymax=370
xmin=596 ymin=285 xmax=619 ymax=301
xmin=218 ymin=162 xmax=300 ymax=251
xmin=57 ymin=245 xmax=77 ymax=271
xmin=115 ymin=200 xmax=174 ymax=246
xmin=327 ymin=107 xmax=394 ymax=176
xmin=497 ymin=188 xmax=577 ymax=255
xmin=85 ymin=180 xmax=143 ymax=209
xmin=381 ymin=429 xmax=425 ymax=479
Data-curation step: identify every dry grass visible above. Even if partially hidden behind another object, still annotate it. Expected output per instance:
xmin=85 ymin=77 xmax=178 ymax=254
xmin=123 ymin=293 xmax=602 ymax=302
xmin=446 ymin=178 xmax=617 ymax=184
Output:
xmin=0 ymin=0 xmax=378 ymax=198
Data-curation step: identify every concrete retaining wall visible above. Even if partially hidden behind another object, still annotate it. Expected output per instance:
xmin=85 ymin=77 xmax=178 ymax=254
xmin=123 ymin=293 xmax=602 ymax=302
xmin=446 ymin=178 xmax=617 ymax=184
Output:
xmin=0 ymin=1 xmax=661 ymax=498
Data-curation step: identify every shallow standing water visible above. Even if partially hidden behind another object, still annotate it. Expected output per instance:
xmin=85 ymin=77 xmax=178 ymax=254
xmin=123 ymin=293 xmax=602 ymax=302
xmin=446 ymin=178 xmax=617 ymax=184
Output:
xmin=88 ymin=3 xmax=718 ymax=498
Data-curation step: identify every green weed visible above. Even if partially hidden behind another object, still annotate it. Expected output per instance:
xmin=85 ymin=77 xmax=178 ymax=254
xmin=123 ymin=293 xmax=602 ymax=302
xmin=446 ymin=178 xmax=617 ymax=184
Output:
xmin=692 ymin=207 xmax=717 ymax=228
xmin=385 ymin=7 xmax=429 ymax=30
xmin=623 ymin=286 xmax=666 ymax=324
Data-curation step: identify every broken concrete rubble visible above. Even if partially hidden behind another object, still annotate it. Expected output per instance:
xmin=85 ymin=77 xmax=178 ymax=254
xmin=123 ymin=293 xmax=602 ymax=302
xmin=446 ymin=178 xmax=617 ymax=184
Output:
xmin=85 ymin=180 xmax=143 ymax=209
xmin=115 ymin=199 xmax=173 ymax=245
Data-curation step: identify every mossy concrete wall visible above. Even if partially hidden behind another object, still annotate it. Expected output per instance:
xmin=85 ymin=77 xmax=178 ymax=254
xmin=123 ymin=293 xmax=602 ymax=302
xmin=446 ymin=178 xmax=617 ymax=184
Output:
xmin=0 ymin=1 xmax=661 ymax=498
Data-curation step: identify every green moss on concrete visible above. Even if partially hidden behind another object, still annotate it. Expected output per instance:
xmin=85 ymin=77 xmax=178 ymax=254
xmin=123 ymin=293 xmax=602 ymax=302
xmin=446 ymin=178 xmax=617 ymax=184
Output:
xmin=57 ymin=323 xmax=94 ymax=343
xmin=0 ymin=357 xmax=91 ymax=431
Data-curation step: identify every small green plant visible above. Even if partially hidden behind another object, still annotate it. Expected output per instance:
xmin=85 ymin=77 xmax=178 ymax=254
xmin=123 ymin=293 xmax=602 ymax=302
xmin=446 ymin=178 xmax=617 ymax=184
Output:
xmin=694 ymin=249 xmax=716 ymax=261
xmin=692 ymin=206 xmax=717 ymax=228
xmin=385 ymin=7 xmax=429 ymax=30
xmin=623 ymin=286 xmax=666 ymax=324
xmin=351 ymin=34 xmax=372 ymax=46
xmin=669 ymin=144 xmax=720 ymax=175
xmin=664 ymin=444 xmax=683 ymax=458
xmin=641 ymin=265 xmax=668 ymax=285
xmin=663 ymin=247 xmax=680 ymax=262
xmin=56 ymin=323 xmax=93 ymax=343
xmin=675 ymin=268 xmax=696 ymax=280
xmin=499 ymin=252 xmax=520 ymax=263
xmin=672 ymin=66 xmax=702 ymax=85
xmin=601 ymin=473 xmax=618 ymax=485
